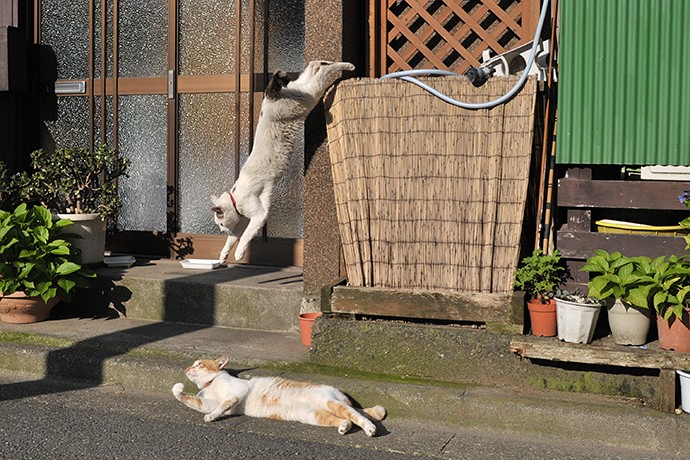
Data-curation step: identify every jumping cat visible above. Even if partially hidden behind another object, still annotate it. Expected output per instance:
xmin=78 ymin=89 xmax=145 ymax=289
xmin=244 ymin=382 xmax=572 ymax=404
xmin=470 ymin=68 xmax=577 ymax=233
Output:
xmin=211 ymin=60 xmax=355 ymax=263
xmin=172 ymin=355 xmax=386 ymax=436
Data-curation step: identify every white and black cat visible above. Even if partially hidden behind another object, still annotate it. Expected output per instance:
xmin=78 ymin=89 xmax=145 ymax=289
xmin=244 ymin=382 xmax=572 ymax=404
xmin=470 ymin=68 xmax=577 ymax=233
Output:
xmin=172 ymin=355 xmax=386 ymax=436
xmin=211 ymin=60 xmax=355 ymax=263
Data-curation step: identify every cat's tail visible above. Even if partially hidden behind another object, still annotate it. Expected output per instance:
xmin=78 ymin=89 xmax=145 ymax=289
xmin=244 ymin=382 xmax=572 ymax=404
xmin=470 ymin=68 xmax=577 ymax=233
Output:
xmin=362 ymin=405 xmax=387 ymax=422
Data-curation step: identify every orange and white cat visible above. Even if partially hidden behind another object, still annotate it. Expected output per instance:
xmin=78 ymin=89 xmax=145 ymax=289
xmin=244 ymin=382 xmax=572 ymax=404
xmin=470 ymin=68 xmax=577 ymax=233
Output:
xmin=172 ymin=355 xmax=386 ymax=436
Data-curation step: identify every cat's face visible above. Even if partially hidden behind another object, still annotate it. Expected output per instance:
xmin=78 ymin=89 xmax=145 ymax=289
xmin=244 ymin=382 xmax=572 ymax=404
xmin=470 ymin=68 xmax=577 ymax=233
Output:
xmin=210 ymin=193 xmax=241 ymax=233
xmin=185 ymin=356 xmax=229 ymax=385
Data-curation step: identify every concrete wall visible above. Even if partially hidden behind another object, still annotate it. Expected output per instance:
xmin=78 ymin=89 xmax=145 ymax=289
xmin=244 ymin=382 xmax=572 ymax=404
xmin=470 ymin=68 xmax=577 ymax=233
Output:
xmin=302 ymin=1 xmax=366 ymax=299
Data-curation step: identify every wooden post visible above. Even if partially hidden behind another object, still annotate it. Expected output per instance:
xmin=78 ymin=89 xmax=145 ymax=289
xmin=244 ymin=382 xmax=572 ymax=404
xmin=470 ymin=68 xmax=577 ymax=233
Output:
xmin=659 ymin=369 xmax=677 ymax=413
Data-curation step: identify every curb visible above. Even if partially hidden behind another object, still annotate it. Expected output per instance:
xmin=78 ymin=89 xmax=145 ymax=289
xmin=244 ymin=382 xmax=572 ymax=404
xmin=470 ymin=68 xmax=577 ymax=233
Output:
xmin=1 ymin=329 xmax=689 ymax=456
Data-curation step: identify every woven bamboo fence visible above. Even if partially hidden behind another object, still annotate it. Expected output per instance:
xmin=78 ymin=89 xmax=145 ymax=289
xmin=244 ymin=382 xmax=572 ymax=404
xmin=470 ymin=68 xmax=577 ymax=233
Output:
xmin=325 ymin=76 xmax=536 ymax=294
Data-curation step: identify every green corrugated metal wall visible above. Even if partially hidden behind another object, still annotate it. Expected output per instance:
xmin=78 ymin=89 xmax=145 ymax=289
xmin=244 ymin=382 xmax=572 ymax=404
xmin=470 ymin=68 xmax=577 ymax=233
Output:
xmin=557 ymin=0 xmax=690 ymax=165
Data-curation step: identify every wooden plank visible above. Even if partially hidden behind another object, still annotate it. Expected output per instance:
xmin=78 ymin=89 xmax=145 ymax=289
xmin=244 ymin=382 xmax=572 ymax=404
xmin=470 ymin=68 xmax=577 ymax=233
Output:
xmin=557 ymin=230 xmax=687 ymax=260
xmin=510 ymin=336 xmax=690 ymax=370
xmin=331 ymin=286 xmax=521 ymax=323
xmin=658 ymin=369 xmax=678 ymax=413
xmin=558 ymin=179 xmax=690 ymax=210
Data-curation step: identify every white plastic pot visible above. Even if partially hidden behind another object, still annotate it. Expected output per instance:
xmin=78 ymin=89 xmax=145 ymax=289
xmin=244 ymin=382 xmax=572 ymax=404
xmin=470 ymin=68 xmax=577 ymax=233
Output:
xmin=57 ymin=213 xmax=106 ymax=265
xmin=556 ymin=298 xmax=603 ymax=344
xmin=677 ymin=370 xmax=690 ymax=413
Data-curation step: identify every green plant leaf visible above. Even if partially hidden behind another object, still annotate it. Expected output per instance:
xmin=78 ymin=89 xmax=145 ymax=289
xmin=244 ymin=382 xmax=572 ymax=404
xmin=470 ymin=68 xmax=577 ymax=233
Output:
xmin=55 ymin=261 xmax=81 ymax=275
xmin=57 ymin=278 xmax=76 ymax=293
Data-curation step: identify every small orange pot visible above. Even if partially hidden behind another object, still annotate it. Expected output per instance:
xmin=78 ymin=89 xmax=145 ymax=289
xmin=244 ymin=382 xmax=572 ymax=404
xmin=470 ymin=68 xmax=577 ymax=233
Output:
xmin=527 ymin=298 xmax=557 ymax=337
xmin=298 ymin=312 xmax=322 ymax=346
xmin=0 ymin=292 xmax=60 ymax=324
xmin=657 ymin=309 xmax=690 ymax=352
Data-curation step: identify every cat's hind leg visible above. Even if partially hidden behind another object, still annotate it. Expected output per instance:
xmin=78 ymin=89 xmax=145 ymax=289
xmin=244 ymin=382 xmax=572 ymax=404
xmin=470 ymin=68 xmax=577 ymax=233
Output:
xmin=312 ymin=409 xmax=353 ymax=435
xmin=325 ymin=400 xmax=378 ymax=437
xmin=363 ymin=405 xmax=387 ymax=422
xmin=265 ymin=70 xmax=291 ymax=99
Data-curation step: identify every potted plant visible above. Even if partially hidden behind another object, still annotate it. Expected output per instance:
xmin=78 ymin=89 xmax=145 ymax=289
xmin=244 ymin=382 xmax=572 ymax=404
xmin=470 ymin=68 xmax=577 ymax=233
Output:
xmin=625 ymin=254 xmax=690 ymax=351
xmin=19 ymin=144 xmax=130 ymax=265
xmin=581 ymin=250 xmax=653 ymax=346
xmin=0 ymin=203 xmax=96 ymax=323
xmin=553 ymin=288 xmax=604 ymax=344
xmin=514 ymin=249 xmax=568 ymax=337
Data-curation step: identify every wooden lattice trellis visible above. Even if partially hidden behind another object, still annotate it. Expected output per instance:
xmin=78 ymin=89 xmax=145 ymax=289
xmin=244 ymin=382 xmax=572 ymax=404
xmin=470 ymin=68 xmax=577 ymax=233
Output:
xmin=369 ymin=0 xmax=541 ymax=76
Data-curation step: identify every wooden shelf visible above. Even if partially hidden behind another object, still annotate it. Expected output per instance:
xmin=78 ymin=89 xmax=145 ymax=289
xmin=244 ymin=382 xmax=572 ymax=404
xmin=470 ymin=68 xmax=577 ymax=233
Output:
xmin=511 ymin=335 xmax=690 ymax=412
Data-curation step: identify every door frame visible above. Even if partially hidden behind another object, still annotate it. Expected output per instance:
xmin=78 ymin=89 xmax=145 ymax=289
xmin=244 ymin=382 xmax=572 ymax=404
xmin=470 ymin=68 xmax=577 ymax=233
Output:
xmin=35 ymin=0 xmax=304 ymax=267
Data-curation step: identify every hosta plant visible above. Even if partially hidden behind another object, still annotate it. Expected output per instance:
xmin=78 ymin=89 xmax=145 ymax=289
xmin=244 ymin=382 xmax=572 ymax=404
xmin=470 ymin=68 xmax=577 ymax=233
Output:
xmin=0 ymin=204 xmax=95 ymax=302
xmin=581 ymin=250 xmax=648 ymax=307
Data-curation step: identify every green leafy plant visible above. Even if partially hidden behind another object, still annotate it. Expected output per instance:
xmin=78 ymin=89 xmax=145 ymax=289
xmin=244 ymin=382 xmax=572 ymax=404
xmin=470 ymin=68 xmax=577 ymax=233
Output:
xmin=22 ymin=144 xmax=130 ymax=220
xmin=624 ymin=255 xmax=690 ymax=321
xmin=580 ymin=250 xmax=647 ymax=307
xmin=0 ymin=204 xmax=96 ymax=302
xmin=514 ymin=249 xmax=568 ymax=303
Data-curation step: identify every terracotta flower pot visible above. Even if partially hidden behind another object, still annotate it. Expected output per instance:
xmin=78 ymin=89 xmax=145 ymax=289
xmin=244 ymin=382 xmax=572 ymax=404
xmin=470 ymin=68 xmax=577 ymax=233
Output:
xmin=0 ymin=292 xmax=60 ymax=324
xmin=527 ymin=298 xmax=557 ymax=337
xmin=657 ymin=309 xmax=690 ymax=352
xmin=298 ymin=312 xmax=322 ymax=346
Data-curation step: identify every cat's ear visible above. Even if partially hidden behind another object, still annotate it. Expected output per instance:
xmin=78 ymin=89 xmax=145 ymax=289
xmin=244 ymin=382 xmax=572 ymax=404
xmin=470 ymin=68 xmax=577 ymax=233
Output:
xmin=216 ymin=355 xmax=229 ymax=369
xmin=211 ymin=206 xmax=223 ymax=217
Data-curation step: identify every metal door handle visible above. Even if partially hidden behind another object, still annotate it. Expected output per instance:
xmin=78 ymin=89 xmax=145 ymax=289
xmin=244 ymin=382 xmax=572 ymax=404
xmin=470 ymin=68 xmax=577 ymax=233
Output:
xmin=167 ymin=70 xmax=175 ymax=99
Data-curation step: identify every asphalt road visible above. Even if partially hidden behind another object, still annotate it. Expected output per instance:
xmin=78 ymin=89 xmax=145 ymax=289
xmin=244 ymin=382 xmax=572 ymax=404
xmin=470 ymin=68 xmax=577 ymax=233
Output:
xmin=0 ymin=372 xmax=670 ymax=460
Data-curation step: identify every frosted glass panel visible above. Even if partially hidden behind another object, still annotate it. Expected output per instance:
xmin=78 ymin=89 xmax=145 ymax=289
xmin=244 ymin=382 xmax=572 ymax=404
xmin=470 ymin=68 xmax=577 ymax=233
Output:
xmin=119 ymin=0 xmax=167 ymax=78
xmin=267 ymin=0 xmax=305 ymax=73
xmin=267 ymin=127 xmax=303 ymax=238
xmin=42 ymin=97 xmax=90 ymax=149
xmin=179 ymin=0 xmax=235 ymax=75
xmin=179 ymin=93 xmax=240 ymax=234
xmin=40 ymin=0 xmax=89 ymax=79
xmin=117 ymin=95 xmax=168 ymax=232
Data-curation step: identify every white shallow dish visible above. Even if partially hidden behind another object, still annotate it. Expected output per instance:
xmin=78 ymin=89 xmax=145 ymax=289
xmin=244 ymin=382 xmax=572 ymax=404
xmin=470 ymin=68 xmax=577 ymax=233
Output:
xmin=103 ymin=255 xmax=136 ymax=268
xmin=180 ymin=259 xmax=221 ymax=270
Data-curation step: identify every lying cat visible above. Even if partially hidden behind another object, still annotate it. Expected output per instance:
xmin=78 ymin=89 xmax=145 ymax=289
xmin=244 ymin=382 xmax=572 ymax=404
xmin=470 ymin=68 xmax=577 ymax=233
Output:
xmin=211 ymin=60 xmax=355 ymax=263
xmin=172 ymin=355 xmax=386 ymax=436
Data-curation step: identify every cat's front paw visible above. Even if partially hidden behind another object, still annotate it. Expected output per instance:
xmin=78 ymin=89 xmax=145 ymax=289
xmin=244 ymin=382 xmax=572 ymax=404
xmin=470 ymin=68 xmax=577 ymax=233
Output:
xmin=204 ymin=413 xmax=218 ymax=423
xmin=172 ymin=383 xmax=184 ymax=398
xmin=234 ymin=248 xmax=245 ymax=261
xmin=344 ymin=63 xmax=355 ymax=72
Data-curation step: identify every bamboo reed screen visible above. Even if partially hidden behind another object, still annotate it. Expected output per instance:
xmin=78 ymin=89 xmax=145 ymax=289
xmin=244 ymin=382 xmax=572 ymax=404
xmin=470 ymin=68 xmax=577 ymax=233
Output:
xmin=325 ymin=76 xmax=536 ymax=294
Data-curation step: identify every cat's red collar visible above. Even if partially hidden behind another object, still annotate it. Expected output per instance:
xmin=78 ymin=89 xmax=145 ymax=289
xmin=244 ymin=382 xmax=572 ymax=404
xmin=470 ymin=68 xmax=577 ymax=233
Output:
xmin=229 ymin=191 xmax=243 ymax=216
xmin=203 ymin=377 xmax=216 ymax=388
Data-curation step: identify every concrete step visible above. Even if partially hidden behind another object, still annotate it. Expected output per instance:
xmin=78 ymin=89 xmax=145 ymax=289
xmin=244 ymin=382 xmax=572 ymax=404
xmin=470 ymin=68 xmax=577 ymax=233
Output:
xmin=74 ymin=259 xmax=304 ymax=332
